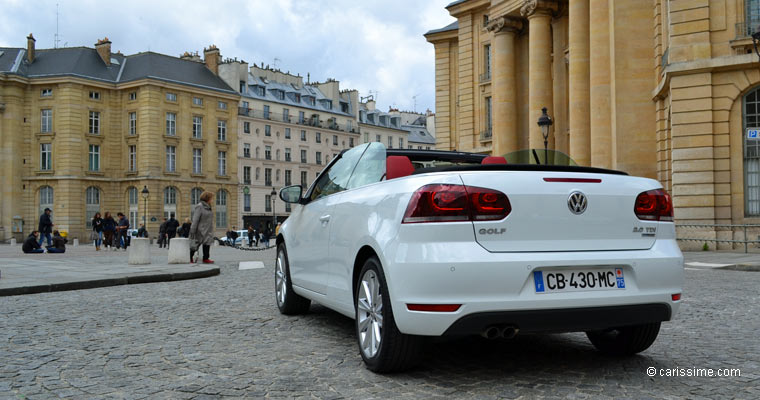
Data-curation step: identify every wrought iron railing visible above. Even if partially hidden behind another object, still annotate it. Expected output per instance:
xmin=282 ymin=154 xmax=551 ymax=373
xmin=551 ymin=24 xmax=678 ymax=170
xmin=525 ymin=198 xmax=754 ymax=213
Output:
xmin=676 ymin=223 xmax=760 ymax=253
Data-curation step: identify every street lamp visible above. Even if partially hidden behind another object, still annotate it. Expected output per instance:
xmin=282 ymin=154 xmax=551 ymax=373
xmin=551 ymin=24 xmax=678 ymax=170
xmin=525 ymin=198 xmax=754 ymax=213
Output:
xmin=752 ymin=25 xmax=760 ymax=61
xmin=270 ymin=187 xmax=277 ymax=232
xmin=141 ymin=186 xmax=149 ymax=227
xmin=537 ymin=107 xmax=553 ymax=165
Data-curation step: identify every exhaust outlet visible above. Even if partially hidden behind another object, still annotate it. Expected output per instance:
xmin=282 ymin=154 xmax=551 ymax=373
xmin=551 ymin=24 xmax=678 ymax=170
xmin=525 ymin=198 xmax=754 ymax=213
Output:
xmin=500 ymin=326 xmax=519 ymax=339
xmin=481 ymin=326 xmax=500 ymax=339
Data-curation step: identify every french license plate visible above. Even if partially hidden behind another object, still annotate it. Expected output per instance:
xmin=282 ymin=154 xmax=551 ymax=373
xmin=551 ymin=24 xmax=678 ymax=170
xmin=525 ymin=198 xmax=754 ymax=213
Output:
xmin=533 ymin=268 xmax=625 ymax=293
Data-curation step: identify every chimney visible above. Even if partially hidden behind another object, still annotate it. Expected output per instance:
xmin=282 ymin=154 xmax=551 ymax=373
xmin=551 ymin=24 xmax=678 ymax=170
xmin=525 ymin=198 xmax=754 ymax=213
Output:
xmin=204 ymin=45 xmax=220 ymax=75
xmin=95 ymin=37 xmax=112 ymax=66
xmin=26 ymin=33 xmax=35 ymax=63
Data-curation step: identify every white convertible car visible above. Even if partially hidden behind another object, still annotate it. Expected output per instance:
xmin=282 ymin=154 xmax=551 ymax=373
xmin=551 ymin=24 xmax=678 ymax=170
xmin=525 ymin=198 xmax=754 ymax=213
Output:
xmin=275 ymin=142 xmax=684 ymax=372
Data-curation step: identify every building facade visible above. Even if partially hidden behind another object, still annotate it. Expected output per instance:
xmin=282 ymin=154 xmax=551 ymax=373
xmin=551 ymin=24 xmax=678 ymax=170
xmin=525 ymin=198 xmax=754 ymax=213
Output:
xmin=0 ymin=36 xmax=239 ymax=241
xmin=426 ymin=0 xmax=760 ymax=248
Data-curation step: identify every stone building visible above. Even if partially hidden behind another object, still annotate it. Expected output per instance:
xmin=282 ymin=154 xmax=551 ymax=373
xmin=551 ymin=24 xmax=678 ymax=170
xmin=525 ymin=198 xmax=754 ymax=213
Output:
xmin=0 ymin=36 xmax=239 ymax=242
xmin=218 ymin=61 xmax=360 ymax=231
xmin=358 ymin=99 xmax=413 ymax=149
xmin=426 ymin=0 xmax=760 ymax=247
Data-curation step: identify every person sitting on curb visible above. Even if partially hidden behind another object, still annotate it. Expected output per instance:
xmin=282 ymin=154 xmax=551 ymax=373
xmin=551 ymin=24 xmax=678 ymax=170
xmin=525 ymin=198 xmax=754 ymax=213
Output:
xmin=46 ymin=230 xmax=67 ymax=253
xmin=22 ymin=231 xmax=44 ymax=254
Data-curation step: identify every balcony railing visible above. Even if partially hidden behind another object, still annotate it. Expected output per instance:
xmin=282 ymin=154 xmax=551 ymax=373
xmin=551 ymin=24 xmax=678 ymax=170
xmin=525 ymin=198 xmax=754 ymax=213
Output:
xmin=479 ymin=71 xmax=491 ymax=83
xmin=239 ymin=106 xmax=358 ymax=133
xmin=479 ymin=129 xmax=492 ymax=141
xmin=735 ymin=22 xmax=757 ymax=39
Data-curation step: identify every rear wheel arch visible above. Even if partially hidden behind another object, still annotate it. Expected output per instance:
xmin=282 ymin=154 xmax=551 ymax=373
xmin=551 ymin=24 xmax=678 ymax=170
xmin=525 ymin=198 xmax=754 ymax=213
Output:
xmin=353 ymin=245 xmax=379 ymax=303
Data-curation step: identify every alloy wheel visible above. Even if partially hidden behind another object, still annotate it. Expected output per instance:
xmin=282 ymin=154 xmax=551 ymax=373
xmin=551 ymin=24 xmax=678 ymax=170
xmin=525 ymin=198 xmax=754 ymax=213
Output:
xmin=275 ymin=250 xmax=287 ymax=306
xmin=357 ymin=269 xmax=383 ymax=358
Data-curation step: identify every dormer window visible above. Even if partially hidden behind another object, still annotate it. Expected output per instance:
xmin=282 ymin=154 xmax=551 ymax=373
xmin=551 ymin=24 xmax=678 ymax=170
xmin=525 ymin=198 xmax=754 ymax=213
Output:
xmin=294 ymin=93 xmax=301 ymax=102
xmin=255 ymin=86 xmax=265 ymax=96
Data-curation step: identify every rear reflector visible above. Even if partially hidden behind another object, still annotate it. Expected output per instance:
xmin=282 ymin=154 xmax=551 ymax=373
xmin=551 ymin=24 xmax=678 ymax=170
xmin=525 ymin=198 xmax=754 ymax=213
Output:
xmin=672 ymin=293 xmax=681 ymax=301
xmin=634 ymin=189 xmax=674 ymax=222
xmin=407 ymin=304 xmax=461 ymax=312
xmin=543 ymin=178 xmax=602 ymax=183
xmin=402 ymin=184 xmax=511 ymax=223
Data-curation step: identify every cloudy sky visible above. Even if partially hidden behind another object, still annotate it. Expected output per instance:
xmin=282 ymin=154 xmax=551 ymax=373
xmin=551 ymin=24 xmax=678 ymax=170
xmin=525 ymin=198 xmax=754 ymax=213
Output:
xmin=0 ymin=0 xmax=456 ymax=113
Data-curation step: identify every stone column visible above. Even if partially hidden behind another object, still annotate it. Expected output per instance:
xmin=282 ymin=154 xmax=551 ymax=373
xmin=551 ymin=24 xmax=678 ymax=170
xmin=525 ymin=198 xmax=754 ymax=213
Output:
xmin=522 ymin=0 xmax=558 ymax=151
xmin=487 ymin=16 xmax=524 ymax=157
xmin=589 ymin=0 xmax=611 ymax=168
xmin=568 ymin=0 xmax=590 ymax=166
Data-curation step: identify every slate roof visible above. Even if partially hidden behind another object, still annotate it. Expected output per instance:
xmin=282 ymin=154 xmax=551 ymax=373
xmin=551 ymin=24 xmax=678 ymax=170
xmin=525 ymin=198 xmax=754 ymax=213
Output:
xmin=243 ymin=73 xmax=353 ymax=117
xmin=0 ymin=46 xmax=235 ymax=94
xmin=404 ymin=124 xmax=436 ymax=145
xmin=424 ymin=21 xmax=459 ymax=36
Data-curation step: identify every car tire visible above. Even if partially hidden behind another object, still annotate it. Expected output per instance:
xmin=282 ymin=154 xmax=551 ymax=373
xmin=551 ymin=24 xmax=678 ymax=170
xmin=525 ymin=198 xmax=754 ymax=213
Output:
xmin=275 ymin=243 xmax=310 ymax=315
xmin=355 ymin=256 xmax=422 ymax=373
xmin=586 ymin=322 xmax=661 ymax=356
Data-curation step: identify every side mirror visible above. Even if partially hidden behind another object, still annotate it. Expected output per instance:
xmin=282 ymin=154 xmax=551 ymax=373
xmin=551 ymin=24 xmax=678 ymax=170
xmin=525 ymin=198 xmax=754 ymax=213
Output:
xmin=279 ymin=185 xmax=303 ymax=204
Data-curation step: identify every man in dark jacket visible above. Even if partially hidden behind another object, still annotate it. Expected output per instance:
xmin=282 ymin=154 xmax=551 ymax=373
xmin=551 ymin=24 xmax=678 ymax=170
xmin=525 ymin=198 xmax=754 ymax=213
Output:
xmin=158 ymin=218 xmax=168 ymax=248
xmin=116 ymin=213 xmax=130 ymax=250
xmin=137 ymin=223 xmax=149 ymax=238
xmin=46 ymin=230 xmax=67 ymax=253
xmin=165 ymin=216 xmax=180 ymax=247
xmin=38 ymin=208 xmax=54 ymax=247
xmin=23 ymin=231 xmax=44 ymax=254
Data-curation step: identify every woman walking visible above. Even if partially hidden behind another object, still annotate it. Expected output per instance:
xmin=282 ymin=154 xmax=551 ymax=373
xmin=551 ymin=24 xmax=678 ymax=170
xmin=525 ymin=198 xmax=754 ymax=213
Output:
xmin=92 ymin=212 xmax=104 ymax=251
xmin=102 ymin=212 xmax=116 ymax=250
xmin=189 ymin=191 xmax=215 ymax=264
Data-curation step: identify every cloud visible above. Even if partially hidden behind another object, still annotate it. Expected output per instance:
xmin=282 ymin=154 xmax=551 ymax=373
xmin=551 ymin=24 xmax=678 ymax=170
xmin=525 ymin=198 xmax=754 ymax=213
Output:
xmin=0 ymin=0 xmax=455 ymax=113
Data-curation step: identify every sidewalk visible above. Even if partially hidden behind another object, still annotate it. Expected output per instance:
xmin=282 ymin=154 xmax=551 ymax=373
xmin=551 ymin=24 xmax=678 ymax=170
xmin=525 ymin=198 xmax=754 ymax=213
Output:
xmin=682 ymin=251 xmax=760 ymax=271
xmin=0 ymin=244 xmax=224 ymax=296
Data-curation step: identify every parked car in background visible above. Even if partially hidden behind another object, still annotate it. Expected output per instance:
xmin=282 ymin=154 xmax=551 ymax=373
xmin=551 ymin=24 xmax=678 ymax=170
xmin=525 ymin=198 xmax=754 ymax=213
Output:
xmin=219 ymin=230 xmax=248 ymax=246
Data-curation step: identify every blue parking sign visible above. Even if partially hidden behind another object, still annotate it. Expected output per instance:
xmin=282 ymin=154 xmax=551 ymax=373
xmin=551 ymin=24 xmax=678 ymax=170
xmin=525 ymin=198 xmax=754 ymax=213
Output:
xmin=748 ymin=129 xmax=759 ymax=139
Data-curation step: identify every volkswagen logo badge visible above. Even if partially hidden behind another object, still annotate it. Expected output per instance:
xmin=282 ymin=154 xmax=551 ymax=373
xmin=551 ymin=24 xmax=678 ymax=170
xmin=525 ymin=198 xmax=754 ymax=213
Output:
xmin=568 ymin=191 xmax=588 ymax=215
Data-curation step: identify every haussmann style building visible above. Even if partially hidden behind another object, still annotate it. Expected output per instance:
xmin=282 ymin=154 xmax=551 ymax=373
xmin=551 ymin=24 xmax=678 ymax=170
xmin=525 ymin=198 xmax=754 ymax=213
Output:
xmin=425 ymin=0 xmax=760 ymax=249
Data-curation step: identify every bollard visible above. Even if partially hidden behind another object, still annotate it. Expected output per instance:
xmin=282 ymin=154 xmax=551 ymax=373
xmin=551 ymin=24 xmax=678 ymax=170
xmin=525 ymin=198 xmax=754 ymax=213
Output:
xmin=10 ymin=238 xmax=16 ymax=246
xmin=73 ymin=238 xmax=79 ymax=247
xmin=168 ymin=238 xmax=191 ymax=264
xmin=128 ymin=238 xmax=151 ymax=265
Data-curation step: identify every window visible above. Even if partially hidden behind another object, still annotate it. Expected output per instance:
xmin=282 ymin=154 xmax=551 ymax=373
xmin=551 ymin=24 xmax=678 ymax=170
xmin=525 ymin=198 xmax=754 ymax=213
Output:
xmin=164 ymin=185 xmax=177 ymax=211
xmin=39 ymin=186 xmax=54 ymax=219
xmin=746 ymin=1 xmax=760 ymax=37
xmin=486 ymin=96 xmax=493 ymax=134
xmin=244 ymin=166 xmax=251 ymax=184
xmin=285 ymin=128 xmax=291 ymax=139
xmin=41 ymin=109 xmax=52 ymax=133
xmin=265 ymin=194 xmax=272 ymax=212
xmin=283 ymin=108 xmax=289 ymax=122
xmin=244 ymin=143 xmax=251 ymax=158
xmin=244 ymin=121 xmax=251 ymax=134
xmin=89 ymin=111 xmax=100 ymax=134
xmin=166 ymin=92 xmax=177 ymax=101
xmin=286 ymin=202 xmax=291 ymax=212
xmin=308 ymin=143 xmax=368 ymax=201
xmin=265 ymin=145 xmax=272 ymax=160
xmin=128 ymin=145 xmax=136 ymax=172
xmin=85 ymin=187 xmax=100 ymax=228
xmin=301 ymin=130 xmax=307 ymax=141
xmin=192 ymin=116 xmax=203 ymax=139
xmin=285 ymin=170 xmax=292 ymax=186
xmin=88 ymin=144 xmax=100 ymax=171
xmin=166 ymin=145 xmax=176 ymax=172
xmin=89 ymin=91 xmax=100 ymax=100
xmin=240 ymin=81 xmax=246 ymax=93
xmin=347 ymin=142 xmax=386 ymax=190
xmin=299 ymin=111 xmax=305 ymax=124
xmin=166 ymin=112 xmax=176 ymax=136
xmin=376 ymin=134 xmax=381 ymax=142
xmin=276 ymin=90 xmax=285 ymax=100
xmin=193 ymin=97 xmax=203 ymax=106
xmin=388 ymin=136 xmax=393 ymax=148
xmin=399 ymin=137 xmax=404 ymax=149
xmin=347 ymin=120 xmax=353 ymax=132
xmin=191 ymin=188 xmax=203 ymax=206
xmin=218 ymin=101 xmax=228 ymax=110
xmin=256 ymin=86 xmax=265 ymax=96
xmin=265 ymin=125 xmax=271 ymax=136
xmin=301 ymin=171 xmax=308 ymax=189
xmin=316 ymin=132 xmax=321 ymax=143
xmin=285 ymin=148 xmax=291 ymax=162
xmin=217 ymin=120 xmax=227 ymax=141
xmin=316 ymin=151 xmax=322 ymax=165
xmin=349 ymin=138 xmax=354 ymax=147
xmin=41 ymin=89 xmax=52 ymax=97
xmin=35 ymin=143 xmax=52 ymax=173
xmin=129 ymin=112 xmax=137 ymax=135
xmin=244 ymin=193 xmax=251 ymax=212
xmin=263 ymin=105 xmax=270 ymax=119
xmin=129 ymin=92 xmax=137 ymax=101
xmin=364 ymin=132 xmax=369 ymax=143
xmin=333 ymin=135 xmax=338 ymax=146
xmin=744 ymin=86 xmax=760 ymax=215
xmin=128 ymin=187 xmax=138 ymax=225
xmin=295 ymin=94 xmax=301 ymax=103
xmin=300 ymin=149 xmax=307 ymax=163
xmin=218 ymin=151 xmax=227 ymax=175
xmin=265 ymin=168 xmax=272 ymax=186
xmin=193 ymin=148 xmax=202 ymax=174
xmin=484 ymin=44 xmax=491 ymax=80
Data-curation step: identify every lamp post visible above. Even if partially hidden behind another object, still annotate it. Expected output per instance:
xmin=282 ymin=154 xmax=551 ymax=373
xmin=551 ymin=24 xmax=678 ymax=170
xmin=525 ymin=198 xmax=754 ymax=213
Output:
xmin=141 ymin=186 xmax=149 ymax=228
xmin=537 ymin=107 xmax=553 ymax=165
xmin=270 ymin=187 xmax=277 ymax=232
xmin=753 ymin=25 xmax=760 ymax=61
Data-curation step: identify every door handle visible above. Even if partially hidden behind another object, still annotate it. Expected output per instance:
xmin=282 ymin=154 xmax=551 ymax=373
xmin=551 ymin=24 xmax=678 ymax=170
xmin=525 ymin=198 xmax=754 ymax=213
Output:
xmin=319 ymin=215 xmax=331 ymax=222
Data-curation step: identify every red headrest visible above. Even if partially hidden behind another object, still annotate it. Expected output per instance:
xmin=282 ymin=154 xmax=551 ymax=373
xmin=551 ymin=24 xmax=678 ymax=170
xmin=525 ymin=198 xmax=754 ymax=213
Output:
xmin=482 ymin=156 xmax=507 ymax=165
xmin=386 ymin=156 xmax=415 ymax=180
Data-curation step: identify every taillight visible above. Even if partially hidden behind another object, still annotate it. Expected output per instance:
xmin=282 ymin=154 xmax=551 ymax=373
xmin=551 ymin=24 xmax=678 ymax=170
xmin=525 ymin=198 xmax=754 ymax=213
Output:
xmin=402 ymin=184 xmax=511 ymax=223
xmin=634 ymin=189 xmax=673 ymax=222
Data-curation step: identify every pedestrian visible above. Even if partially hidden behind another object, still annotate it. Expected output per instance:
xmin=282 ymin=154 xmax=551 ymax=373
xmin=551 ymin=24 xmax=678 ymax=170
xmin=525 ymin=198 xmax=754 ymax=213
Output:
xmin=247 ymin=225 xmax=254 ymax=247
xmin=158 ymin=217 xmax=168 ymax=248
xmin=189 ymin=191 xmax=215 ymax=264
xmin=22 ymin=231 xmax=44 ymax=254
xmin=116 ymin=212 xmax=130 ymax=250
xmin=102 ymin=212 xmax=116 ymax=250
xmin=275 ymin=222 xmax=282 ymax=236
xmin=137 ymin=223 xmax=149 ymax=238
xmin=166 ymin=215 xmax=179 ymax=248
xmin=46 ymin=230 xmax=67 ymax=253
xmin=91 ymin=212 xmax=103 ymax=251
xmin=38 ymin=208 xmax=54 ymax=247
xmin=262 ymin=227 xmax=270 ymax=248
xmin=228 ymin=226 xmax=238 ymax=247
xmin=179 ymin=218 xmax=191 ymax=238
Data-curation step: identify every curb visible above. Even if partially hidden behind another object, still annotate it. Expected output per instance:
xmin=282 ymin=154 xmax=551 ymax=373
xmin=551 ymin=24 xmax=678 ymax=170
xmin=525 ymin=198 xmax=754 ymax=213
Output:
xmin=0 ymin=267 xmax=220 ymax=297
xmin=717 ymin=264 xmax=760 ymax=272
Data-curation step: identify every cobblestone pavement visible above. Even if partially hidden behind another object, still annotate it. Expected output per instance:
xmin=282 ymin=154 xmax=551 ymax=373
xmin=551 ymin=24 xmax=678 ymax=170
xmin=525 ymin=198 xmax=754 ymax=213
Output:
xmin=2 ymin=247 xmax=758 ymax=399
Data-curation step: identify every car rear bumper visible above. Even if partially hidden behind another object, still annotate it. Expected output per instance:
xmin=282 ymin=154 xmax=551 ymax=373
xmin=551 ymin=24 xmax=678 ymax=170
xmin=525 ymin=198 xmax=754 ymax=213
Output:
xmin=385 ymin=239 xmax=684 ymax=336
